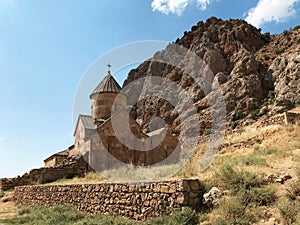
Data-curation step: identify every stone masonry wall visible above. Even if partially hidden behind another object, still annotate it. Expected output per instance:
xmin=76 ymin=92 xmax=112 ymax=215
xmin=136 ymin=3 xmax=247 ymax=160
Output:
xmin=259 ymin=114 xmax=286 ymax=127
xmin=14 ymin=179 xmax=204 ymax=220
xmin=0 ymin=157 xmax=86 ymax=191
xmin=285 ymin=112 xmax=300 ymax=124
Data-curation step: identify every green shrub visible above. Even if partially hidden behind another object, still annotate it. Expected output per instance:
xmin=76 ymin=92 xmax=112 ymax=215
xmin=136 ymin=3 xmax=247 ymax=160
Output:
xmin=251 ymin=109 xmax=260 ymax=120
xmin=262 ymin=32 xmax=271 ymax=43
xmin=234 ymin=109 xmax=244 ymax=120
xmin=219 ymin=165 xmax=262 ymax=193
xmin=214 ymin=197 xmax=256 ymax=225
xmin=278 ymin=199 xmax=300 ymax=225
xmin=0 ymin=190 xmax=4 ymax=198
xmin=262 ymin=53 xmax=270 ymax=60
xmin=274 ymin=47 xmax=285 ymax=55
xmin=231 ymin=121 xmax=239 ymax=129
xmin=268 ymin=90 xmax=276 ymax=100
xmin=239 ymin=187 xmax=276 ymax=207
xmin=254 ymin=137 xmax=262 ymax=144
xmin=250 ymin=102 xmax=259 ymax=110
xmin=161 ymin=207 xmax=199 ymax=225
xmin=297 ymin=39 xmax=300 ymax=44
xmin=204 ymin=128 xmax=214 ymax=136
xmin=296 ymin=100 xmax=300 ymax=106
xmin=293 ymin=25 xmax=300 ymax=31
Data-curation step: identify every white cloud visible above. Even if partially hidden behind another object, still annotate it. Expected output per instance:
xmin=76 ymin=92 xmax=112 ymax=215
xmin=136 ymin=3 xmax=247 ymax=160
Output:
xmin=245 ymin=0 xmax=300 ymax=28
xmin=196 ymin=0 xmax=211 ymax=10
xmin=151 ymin=0 xmax=190 ymax=16
xmin=0 ymin=137 xmax=3 ymax=142
xmin=151 ymin=0 xmax=213 ymax=16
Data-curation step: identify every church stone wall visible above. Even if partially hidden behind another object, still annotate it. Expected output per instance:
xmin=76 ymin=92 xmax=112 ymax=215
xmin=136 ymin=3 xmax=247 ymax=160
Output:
xmin=90 ymin=109 xmax=179 ymax=169
xmin=91 ymin=92 xmax=127 ymax=121
xmin=14 ymin=179 xmax=204 ymax=220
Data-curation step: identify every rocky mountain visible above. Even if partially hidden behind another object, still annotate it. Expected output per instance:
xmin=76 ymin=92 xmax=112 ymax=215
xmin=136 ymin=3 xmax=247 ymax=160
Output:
xmin=123 ymin=17 xmax=300 ymax=138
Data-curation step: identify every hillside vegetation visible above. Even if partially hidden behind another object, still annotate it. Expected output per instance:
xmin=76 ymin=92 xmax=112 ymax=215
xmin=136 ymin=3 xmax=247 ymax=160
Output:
xmin=1 ymin=119 xmax=300 ymax=224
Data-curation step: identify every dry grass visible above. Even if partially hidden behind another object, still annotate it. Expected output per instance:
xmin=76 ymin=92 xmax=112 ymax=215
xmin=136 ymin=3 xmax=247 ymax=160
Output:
xmin=0 ymin=191 xmax=17 ymax=219
xmin=46 ymin=172 xmax=107 ymax=185
xmin=171 ymin=121 xmax=300 ymax=224
xmin=0 ymin=202 xmax=17 ymax=219
xmin=5 ymin=118 xmax=299 ymax=224
xmin=184 ymin=123 xmax=300 ymax=179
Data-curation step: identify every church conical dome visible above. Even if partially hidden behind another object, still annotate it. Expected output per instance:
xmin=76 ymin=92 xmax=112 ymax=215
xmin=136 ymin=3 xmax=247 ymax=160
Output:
xmin=89 ymin=67 xmax=127 ymax=123
xmin=90 ymin=71 xmax=121 ymax=99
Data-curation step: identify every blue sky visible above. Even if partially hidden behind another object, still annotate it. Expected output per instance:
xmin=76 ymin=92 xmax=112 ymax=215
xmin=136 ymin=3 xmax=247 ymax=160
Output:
xmin=0 ymin=0 xmax=299 ymax=178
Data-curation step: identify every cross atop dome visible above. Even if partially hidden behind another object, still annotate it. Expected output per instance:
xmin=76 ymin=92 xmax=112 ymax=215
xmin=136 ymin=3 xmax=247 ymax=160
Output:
xmin=107 ymin=63 xmax=112 ymax=73
xmin=89 ymin=64 xmax=121 ymax=99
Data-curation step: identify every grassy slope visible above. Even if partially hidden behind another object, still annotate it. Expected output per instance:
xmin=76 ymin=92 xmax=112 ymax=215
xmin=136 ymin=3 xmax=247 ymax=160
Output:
xmin=1 ymin=117 xmax=300 ymax=224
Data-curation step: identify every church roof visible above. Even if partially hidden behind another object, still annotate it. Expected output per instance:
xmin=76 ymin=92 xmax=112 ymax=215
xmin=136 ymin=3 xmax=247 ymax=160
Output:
xmin=79 ymin=114 xmax=95 ymax=129
xmin=44 ymin=148 xmax=69 ymax=162
xmin=90 ymin=71 xmax=121 ymax=98
xmin=73 ymin=114 xmax=95 ymax=136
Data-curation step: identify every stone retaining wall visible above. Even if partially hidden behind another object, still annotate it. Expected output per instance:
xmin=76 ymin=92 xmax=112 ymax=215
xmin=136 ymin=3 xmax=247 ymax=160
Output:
xmin=285 ymin=112 xmax=300 ymax=124
xmin=0 ymin=157 xmax=86 ymax=191
xmin=14 ymin=179 xmax=204 ymax=220
xmin=259 ymin=114 xmax=285 ymax=127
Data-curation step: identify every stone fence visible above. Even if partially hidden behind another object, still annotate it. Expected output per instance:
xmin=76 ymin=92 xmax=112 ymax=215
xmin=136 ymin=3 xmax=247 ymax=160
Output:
xmin=0 ymin=157 xmax=86 ymax=191
xmin=285 ymin=111 xmax=300 ymax=124
xmin=14 ymin=179 xmax=204 ymax=220
xmin=259 ymin=111 xmax=300 ymax=128
xmin=259 ymin=114 xmax=286 ymax=127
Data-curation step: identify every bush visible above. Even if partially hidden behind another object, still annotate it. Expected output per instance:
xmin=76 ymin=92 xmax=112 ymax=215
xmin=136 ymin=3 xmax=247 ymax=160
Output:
xmin=219 ymin=165 xmax=262 ymax=193
xmin=278 ymin=199 xmax=300 ymax=225
xmin=234 ymin=109 xmax=244 ymax=120
xmin=262 ymin=32 xmax=271 ymax=43
xmin=214 ymin=197 xmax=256 ymax=225
xmin=215 ymin=165 xmax=277 ymax=224
xmin=231 ymin=121 xmax=239 ymax=129
xmin=0 ymin=191 xmax=4 ymax=198
xmin=204 ymin=128 xmax=214 ymax=136
xmin=251 ymin=109 xmax=260 ymax=120
xmin=250 ymin=102 xmax=259 ymax=110
xmin=239 ymin=187 xmax=276 ymax=207
xmin=274 ymin=47 xmax=285 ymax=55
xmin=262 ymin=53 xmax=270 ymax=60
xmin=268 ymin=90 xmax=276 ymax=100
xmin=160 ymin=207 xmax=199 ymax=225
xmin=293 ymin=25 xmax=300 ymax=31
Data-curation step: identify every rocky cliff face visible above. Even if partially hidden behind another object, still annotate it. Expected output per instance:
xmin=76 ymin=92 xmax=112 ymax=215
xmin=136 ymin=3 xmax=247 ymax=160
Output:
xmin=123 ymin=17 xmax=300 ymax=137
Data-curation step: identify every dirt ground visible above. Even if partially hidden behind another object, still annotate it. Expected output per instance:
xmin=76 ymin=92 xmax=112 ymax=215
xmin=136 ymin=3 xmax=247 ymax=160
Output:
xmin=0 ymin=192 xmax=17 ymax=219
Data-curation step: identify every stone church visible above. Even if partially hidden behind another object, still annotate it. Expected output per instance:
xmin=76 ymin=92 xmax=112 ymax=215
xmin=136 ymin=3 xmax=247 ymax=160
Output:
xmin=44 ymin=68 xmax=179 ymax=171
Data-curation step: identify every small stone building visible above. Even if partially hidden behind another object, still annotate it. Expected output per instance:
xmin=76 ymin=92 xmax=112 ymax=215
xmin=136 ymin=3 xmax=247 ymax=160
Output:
xmin=45 ymin=69 xmax=179 ymax=171
xmin=44 ymin=149 xmax=69 ymax=168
